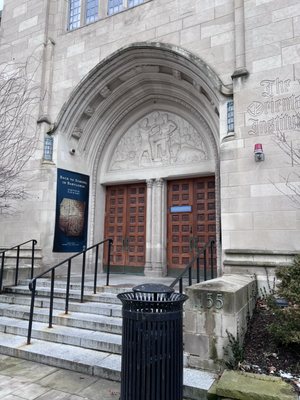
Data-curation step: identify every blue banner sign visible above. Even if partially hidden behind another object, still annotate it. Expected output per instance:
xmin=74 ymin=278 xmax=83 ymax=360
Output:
xmin=53 ymin=169 xmax=89 ymax=252
xmin=170 ymin=206 xmax=192 ymax=213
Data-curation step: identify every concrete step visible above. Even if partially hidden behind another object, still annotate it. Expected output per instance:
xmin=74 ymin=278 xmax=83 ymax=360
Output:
xmin=0 ymin=316 xmax=122 ymax=354
xmin=18 ymin=277 xmax=184 ymax=295
xmin=0 ymin=333 xmax=215 ymax=400
xmin=0 ymin=303 xmax=122 ymax=334
xmin=18 ymin=278 xmax=137 ymax=294
xmin=0 ymin=294 xmax=122 ymax=317
xmin=0 ymin=266 xmax=43 ymax=288
xmin=18 ymin=279 xmax=103 ymax=291
xmin=4 ymin=285 xmax=121 ymax=304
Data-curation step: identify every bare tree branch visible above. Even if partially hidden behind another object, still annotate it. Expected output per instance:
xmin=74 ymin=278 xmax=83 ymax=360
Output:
xmin=271 ymin=173 xmax=300 ymax=209
xmin=0 ymin=54 xmax=41 ymax=213
xmin=273 ymin=130 xmax=300 ymax=167
xmin=271 ymin=121 xmax=300 ymax=208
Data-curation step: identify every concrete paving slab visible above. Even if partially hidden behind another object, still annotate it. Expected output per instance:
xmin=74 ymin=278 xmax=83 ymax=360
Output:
xmin=0 ymin=359 xmax=57 ymax=380
xmin=0 ymin=374 xmax=14 ymax=385
xmin=0 ymin=356 xmax=120 ymax=400
xmin=35 ymin=389 xmax=82 ymax=399
xmin=0 ymin=376 xmax=34 ymax=396
xmin=38 ymin=370 xmax=97 ymax=395
xmin=0 ymin=385 xmax=16 ymax=398
xmin=0 ymin=355 xmax=29 ymax=372
xmin=78 ymin=379 xmax=120 ymax=400
xmin=12 ymin=383 xmax=50 ymax=399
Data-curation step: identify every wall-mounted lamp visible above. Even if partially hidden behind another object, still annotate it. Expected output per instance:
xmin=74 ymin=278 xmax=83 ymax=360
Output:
xmin=254 ymin=143 xmax=264 ymax=162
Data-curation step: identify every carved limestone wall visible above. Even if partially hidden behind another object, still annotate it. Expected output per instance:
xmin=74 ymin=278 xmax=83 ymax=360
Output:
xmin=109 ymin=111 xmax=208 ymax=171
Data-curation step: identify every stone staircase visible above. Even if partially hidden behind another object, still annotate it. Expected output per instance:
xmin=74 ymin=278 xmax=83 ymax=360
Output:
xmin=0 ymin=246 xmax=43 ymax=287
xmin=0 ymin=278 xmax=215 ymax=400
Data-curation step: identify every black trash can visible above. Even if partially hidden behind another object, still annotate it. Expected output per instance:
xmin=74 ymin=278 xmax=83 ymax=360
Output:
xmin=117 ymin=283 xmax=188 ymax=400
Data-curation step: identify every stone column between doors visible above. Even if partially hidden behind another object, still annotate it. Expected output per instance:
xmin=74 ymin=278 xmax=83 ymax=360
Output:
xmin=144 ymin=178 xmax=167 ymax=277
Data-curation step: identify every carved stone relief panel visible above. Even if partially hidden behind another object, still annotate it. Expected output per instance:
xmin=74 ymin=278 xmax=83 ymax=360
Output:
xmin=109 ymin=111 xmax=208 ymax=171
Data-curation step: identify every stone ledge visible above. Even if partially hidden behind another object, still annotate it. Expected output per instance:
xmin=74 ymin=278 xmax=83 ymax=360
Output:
xmin=224 ymin=249 xmax=298 ymax=256
xmin=223 ymin=261 xmax=291 ymax=267
xmin=208 ymin=370 xmax=298 ymax=400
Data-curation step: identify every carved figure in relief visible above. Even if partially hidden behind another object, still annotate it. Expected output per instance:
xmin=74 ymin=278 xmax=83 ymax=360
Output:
xmin=177 ymin=127 xmax=206 ymax=162
xmin=138 ymin=117 xmax=153 ymax=166
xmin=161 ymin=113 xmax=177 ymax=160
xmin=109 ymin=111 xmax=208 ymax=171
xmin=148 ymin=113 xmax=177 ymax=162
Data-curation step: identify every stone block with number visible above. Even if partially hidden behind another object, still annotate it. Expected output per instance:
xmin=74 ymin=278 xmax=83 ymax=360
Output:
xmin=184 ymin=274 xmax=256 ymax=371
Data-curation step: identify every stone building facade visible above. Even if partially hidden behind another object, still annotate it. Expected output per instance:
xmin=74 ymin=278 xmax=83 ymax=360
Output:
xmin=0 ymin=0 xmax=299 ymax=277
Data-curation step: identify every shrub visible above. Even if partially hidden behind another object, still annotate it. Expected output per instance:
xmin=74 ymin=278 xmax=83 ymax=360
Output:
xmin=268 ymin=255 xmax=300 ymax=345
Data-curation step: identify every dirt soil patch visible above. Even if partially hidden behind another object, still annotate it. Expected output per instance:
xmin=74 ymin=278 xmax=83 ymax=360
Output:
xmin=242 ymin=301 xmax=300 ymax=394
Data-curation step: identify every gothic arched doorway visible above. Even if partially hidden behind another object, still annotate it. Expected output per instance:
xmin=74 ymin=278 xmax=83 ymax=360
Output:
xmin=55 ymin=43 xmax=229 ymax=277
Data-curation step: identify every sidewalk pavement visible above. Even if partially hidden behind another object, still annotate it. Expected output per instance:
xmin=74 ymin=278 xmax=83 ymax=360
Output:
xmin=0 ymin=355 xmax=120 ymax=400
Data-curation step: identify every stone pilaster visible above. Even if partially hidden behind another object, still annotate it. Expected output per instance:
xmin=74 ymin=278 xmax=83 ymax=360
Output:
xmin=145 ymin=178 xmax=167 ymax=277
xmin=144 ymin=179 xmax=154 ymax=275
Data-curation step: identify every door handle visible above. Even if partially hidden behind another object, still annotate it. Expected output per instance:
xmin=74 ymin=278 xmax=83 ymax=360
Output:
xmin=194 ymin=236 xmax=199 ymax=250
xmin=189 ymin=237 xmax=194 ymax=251
xmin=123 ymin=237 xmax=129 ymax=251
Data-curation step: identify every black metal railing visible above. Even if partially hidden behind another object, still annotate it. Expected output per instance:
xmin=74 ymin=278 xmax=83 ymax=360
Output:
xmin=0 ymin=239 xmax=37 ymax=292
xmin=170 ymin=240 xmax=215 ymax=293
xmin=27 ymin=238 xmax=113 ymax=344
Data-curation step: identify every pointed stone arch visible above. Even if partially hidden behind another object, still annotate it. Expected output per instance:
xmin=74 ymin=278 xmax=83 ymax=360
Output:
xmin=54 ymin=43 xmax=231 ymax=275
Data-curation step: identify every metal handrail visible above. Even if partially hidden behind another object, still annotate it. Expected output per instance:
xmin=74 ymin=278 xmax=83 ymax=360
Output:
xmin=0 ymin=239 xmax=37 ymax=291
xmin=27 ymin=238 xmax=113 ymax=344
xmin=170 ymin=240 xmax=215 ymax=293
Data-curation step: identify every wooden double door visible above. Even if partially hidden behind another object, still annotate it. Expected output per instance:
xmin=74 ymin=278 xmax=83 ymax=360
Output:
xmin=104 ymin=176 xmax=216 ymax=272
xmin=167 ymin=176 xmax=216 ymax=269
xmin=104 ymin=183 xmax=146 ymax=269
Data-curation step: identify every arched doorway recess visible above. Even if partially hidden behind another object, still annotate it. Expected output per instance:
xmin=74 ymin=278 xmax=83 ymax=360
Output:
xmin=55 ymin=43 xmax=230 ymax=277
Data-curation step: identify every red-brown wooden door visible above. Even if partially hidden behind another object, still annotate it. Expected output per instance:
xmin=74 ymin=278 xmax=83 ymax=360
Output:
xmin=104 ymin=183 xmax=146 ymax=269
xmin=167 ymin=177 xmax=216 ymax=270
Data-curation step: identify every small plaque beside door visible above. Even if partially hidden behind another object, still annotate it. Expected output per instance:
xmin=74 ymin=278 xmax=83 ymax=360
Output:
xmin=170 ymin=206 xmax=192 ymax=213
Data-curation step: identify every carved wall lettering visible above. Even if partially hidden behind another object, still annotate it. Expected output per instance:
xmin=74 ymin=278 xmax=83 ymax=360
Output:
xmin=246 ymin=78 xmax=300 ymax=207
xmin=109 ymin=111 xmax=208 ymax=171
xmin=246 ymin=78 xmax=300 ymax=167
xmin=246 ymin=78 xmax=300 ymax=137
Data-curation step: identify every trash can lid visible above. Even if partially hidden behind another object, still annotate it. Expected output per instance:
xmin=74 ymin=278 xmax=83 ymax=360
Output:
xmin=133 ymin=283 xmax=174 ymax=294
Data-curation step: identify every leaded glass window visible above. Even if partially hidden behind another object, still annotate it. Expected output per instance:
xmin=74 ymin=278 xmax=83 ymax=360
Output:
xmin=86 ymin=0 xmax=98 ymax=23
xmin=227 ymin=100 xmax=234 ymax=133
xmin=69 ymin=0 xmax=81 ymax=30
xmin=108 ymin=0 xmax=123 ymax=15
xmin=128 ymin=0 xmax=144 ymax=7
xmin=68 ymin=0 xmax=146 ymax=29
xmin=43 ymin=136 xmax=54 ymax=161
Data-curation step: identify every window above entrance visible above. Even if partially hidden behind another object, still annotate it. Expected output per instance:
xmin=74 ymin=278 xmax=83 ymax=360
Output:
xmin=68 ymin=0 xmax=145 ymax=30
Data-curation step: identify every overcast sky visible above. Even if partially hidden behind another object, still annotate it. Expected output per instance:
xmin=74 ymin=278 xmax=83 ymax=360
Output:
xmin=0 ymin=0 xmax=3 ymax=10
